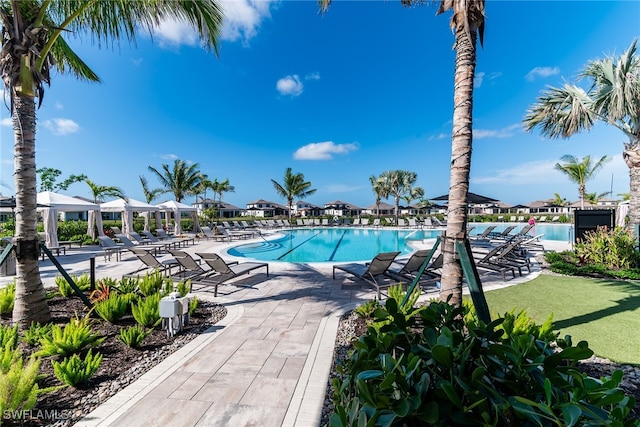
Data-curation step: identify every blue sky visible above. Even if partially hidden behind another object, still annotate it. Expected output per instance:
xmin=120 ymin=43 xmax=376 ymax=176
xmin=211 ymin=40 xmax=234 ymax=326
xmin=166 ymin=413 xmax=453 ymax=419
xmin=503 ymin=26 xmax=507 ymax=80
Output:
xmin=1 ymin=1 xmax=638 ymax=210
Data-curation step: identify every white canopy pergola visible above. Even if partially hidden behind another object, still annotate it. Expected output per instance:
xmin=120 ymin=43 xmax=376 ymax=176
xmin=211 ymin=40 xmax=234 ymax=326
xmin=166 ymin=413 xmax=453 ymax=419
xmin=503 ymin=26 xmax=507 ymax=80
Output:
xmin=36 ymin=191 xmax=103 ymax=245
xmin=156 ymin=200 xmax=200 ymax=235
xmin=100 ymin=198 xmax=160 ymax=236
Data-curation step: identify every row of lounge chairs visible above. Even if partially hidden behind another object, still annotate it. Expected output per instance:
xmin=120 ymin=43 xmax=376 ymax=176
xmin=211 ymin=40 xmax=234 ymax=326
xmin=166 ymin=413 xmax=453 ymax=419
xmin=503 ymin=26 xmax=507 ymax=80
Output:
xmin=128 ymin=247 xmax=268 ymax=297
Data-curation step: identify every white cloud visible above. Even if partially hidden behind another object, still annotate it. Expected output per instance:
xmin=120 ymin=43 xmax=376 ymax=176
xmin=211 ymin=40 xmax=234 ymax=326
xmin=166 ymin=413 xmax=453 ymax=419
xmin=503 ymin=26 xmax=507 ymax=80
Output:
xmin=1 ymin=118 xmax=11 ymax=127
xmin=293 ymin=141 xmax=359 ymax=160
xmin=132 ymin=58 xmax=143 ymax=66
xmin=276 ymin=75 xmax=303 ymax=96
xmin=220 ymin=0 xmax=275 ymax=45
xmin=526 ymin=66 xmax=560 ymax=81
xmin=54 ymin=102 xmax=63 ymax=110
xmin=161 ymin=154 xmax=179 ymax=161
xmin=474 ymin=71 xmax=485 ymax=88
xmin=324 ymin=183 xmax=364 ymax=193
xmin=428 ymin=133 xmax=449 ymax=141
xmin=473 ymin=159 xmax=561 ymax=185
xmin=153 ymin=19 xmax=199 ymax=48
xmin=473 ymin=124 xmax=521 ymax=139
xmin=42 ymin=118 xmax=80 ymax=135
xmin=305 ymin=72 xmax=321 ymax=81
xmin=489 ymin=72 xmax=502 ymax=80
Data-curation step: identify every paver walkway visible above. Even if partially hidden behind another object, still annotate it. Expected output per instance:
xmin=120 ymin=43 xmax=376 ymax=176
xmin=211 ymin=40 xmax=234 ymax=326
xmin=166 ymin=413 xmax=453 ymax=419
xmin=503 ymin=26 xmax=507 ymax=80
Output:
xmin=0 ymin=234 xmax=562 ymax=427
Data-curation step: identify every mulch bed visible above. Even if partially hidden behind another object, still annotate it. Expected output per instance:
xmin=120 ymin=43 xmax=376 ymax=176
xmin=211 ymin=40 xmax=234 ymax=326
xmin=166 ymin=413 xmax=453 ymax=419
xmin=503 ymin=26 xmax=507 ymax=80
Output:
xmin=1 ymin=293 xmax=226 ymax=427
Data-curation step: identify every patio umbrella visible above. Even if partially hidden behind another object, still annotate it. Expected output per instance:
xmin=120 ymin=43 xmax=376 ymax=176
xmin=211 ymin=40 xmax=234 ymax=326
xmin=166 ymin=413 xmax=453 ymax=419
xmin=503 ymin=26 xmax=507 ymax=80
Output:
xmin=122 ymin=209 xmax=135 ymax=237
xmin=42 ymin=208 xmax=59 ymax=248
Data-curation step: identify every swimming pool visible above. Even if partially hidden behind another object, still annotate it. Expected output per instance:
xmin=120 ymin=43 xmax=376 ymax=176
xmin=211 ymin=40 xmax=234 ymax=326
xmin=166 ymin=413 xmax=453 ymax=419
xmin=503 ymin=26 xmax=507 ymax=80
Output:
xmin=226 ymin=228 xmax=441 ymax=263
xmin=227 ymin=223 xmax=573 ymax=263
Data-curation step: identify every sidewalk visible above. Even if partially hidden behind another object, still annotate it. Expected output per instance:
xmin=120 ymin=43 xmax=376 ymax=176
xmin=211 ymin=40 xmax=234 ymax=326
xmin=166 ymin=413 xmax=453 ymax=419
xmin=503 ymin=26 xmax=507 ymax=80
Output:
xmin=0 ymin=236 xmax=561 ymax=426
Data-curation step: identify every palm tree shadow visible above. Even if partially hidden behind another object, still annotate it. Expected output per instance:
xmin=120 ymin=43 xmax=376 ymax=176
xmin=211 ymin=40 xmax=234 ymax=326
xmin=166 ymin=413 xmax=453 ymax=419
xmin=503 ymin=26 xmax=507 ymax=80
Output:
xmin=553 ymin=294 xmax=640 ymax=330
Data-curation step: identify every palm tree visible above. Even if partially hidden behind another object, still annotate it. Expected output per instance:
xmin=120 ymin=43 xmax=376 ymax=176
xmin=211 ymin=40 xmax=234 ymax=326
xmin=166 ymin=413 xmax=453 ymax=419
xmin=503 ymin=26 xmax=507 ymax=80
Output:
xmin=139 ymin=175 xmax=165 ymax=204
xmin=369 ymin=175 xmax=384 ymax=218
xmin=584 ymin=191 xmax=609 ymax=205
xmin=148 ymin=160 xmax=204 ymax=203
xmin=319 ymin=0 xmax=485 ymax=307
xmin=402 ymin=186 xmax=425 ymax=216
xmin=554 ymin=155 xmax=609 ymax=209
xmin=549 ymin=192 xmax=568 ymax=207
xmin=271 ymin=168 xmax=316 ymax=221
xmin=84 ymin=179 xmax=126 ymax=204
xmin=378 ymin=170 xmax=419 ymax=227
xmin=1 ymin=1 xmax=223 ymax=327
xmin=524 ymin=39 xmax=639 ymax=233
xmin=210 ymin=178 xmax=235 ymax=219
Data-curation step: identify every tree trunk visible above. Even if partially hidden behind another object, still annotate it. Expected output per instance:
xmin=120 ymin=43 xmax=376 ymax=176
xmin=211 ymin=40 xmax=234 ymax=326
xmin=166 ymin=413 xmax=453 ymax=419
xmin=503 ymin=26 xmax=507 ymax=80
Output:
xmin=440 ymin=26 xmax=476 ymax=307
xmin=623 ymin=140 xmax=640 ymax=236
xmin=12 ymin=93 xmax=52 ymax=327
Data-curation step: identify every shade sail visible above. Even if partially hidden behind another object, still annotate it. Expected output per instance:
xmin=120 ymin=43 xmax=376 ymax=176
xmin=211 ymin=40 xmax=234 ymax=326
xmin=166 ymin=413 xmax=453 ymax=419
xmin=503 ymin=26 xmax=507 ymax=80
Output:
xmin=430 ymin=192 xmax=499 ymax=204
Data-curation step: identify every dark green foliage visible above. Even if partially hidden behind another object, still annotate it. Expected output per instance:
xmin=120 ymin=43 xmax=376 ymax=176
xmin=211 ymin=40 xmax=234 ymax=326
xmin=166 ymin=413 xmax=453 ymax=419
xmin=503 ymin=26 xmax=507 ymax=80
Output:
xmin=93 ymin=294 xmax=128 ymax=324
xmin=132 ymin=294 xmax=161 ymax=328
xmin=21 ymin=322 xmax=52 ymax=347
xmin=329 ymin=298 xmax=639 ymax=426
xmin=0 ymin=282 xmax=15 ymax=315
xmin=56 ymin=221 xmax=90 ymax=242
xmin=52 ymin=349 xmax=103 ymax=387
xmin=544 ymin=250 xmax=640 ymax=279
xmin=36 ymin=316 xmax=104 ymax=358
xmin=118 ymin=325 xmax=152 ymax=348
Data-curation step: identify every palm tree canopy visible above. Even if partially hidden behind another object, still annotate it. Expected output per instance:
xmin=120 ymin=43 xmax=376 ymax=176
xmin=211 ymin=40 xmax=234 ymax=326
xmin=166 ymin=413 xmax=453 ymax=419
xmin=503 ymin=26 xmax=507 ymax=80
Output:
xmin=1 ymin=0 xmax=223 ymax=105
xmin=524 ymin=39 xmax=639 ymax=141
xmin=554 ymin=154 xmax=609 ymax=188
xmin=148 ymin=159 xmax=203 ymax=202
xmin=271 ymin=167 xmax=316 ymax=208
xmin=139 ymin=175 xmax=165 ymax=204
xmin=85 ymin=178 xmax=125 ymax=203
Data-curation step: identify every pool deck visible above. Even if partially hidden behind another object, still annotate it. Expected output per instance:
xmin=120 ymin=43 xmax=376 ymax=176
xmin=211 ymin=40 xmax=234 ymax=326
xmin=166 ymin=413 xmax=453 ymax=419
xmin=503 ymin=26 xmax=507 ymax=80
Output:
xmin=0 ymin=229 xmax=571 ymax=427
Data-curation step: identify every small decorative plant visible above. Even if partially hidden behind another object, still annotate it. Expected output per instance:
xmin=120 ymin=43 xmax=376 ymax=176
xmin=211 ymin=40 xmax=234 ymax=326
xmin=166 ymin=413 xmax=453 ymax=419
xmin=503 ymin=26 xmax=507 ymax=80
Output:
xmin=132 ymin=294 xmax=161 ymax=328
xmin=21 ymin=322 xmax=52 ymax=347
xmin=52 ymin=349 xmax=103 ymax=387
xmin=36 ymin=316 xmax=105 ymax=358
xmin=0 ymin=282 xmax=16 ymax=316
xmin=118 ymin=325 xmax=152 ymax=348
xmin=138 ymin=271 xmax=165 ymax=297
xmin=93 ymin=294 xmax=128 ymax=324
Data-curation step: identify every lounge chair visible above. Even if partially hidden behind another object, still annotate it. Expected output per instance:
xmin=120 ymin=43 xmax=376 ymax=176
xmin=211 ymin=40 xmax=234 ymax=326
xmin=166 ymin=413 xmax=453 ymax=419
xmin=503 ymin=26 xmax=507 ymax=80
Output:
xmin=407 ymin=218 xmax=420 ymax=228
xmin=487 ymin=225 xmax=517 ymax=241
xmin=469 ymin=225 xmax=496 ymax=242
xmin=509 ymin=216 xmax=517 ymax=222
xmin=97 ymin=236 xmax=124 ymax=262
xmin=422 ymin=217 xmax=433 ymax=228
xmin=129 ymin=231 xmax=175 ymax=253
xmin=216 ymin=225 xmax=255 ymax=240
xmin=361 ymin=218 xmax=370 ymax=227
xmin=397 ymin=218 xmax=407 ymax=228
xmin=200 ymin=226 xmax=229 ymax=242
xmin=114 ymin=233 xmax=166 ymax=256
xmin=321 ymin=218 xmax=330 ymax=227
xmin=332 ymin=251 xmax=401 ymax=300
xmin=156 ymin=229 xmax=195 ymax=247
xmin=195 ymin=252 xmax=269 ymax=297
xmin=431 ymin=217 xmax=446 ymax=227
xmin=551 ymin=216 xmax=560 ymax=222
xmin=126 ymin=247 xmax=179 ymax=277
xmin=372 ymin=218 xmax=381 ymax=228
xmin=387 ymin=250 xmax=442 ymax=288
xmin=352 ymin=218 xmax=361 ymax=226
xmin=472 ymin=241 xmax=524 ymax=280
xmin=517 ymin=216 xmax=525 ymax=222
xmin=167 ymin=249 xmax=213 ymax=280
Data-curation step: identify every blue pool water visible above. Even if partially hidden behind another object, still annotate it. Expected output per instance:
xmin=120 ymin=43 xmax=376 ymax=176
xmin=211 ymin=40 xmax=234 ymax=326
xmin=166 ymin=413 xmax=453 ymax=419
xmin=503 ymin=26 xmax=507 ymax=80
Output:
xmin=226 ymin=228 xmax=441 ymax=263
xmin=227 ymin=223 xmax=573 ymax=263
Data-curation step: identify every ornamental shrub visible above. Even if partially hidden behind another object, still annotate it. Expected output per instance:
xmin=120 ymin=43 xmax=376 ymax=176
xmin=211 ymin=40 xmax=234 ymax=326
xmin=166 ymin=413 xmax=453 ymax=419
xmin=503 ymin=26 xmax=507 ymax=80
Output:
xmin=93 ymin=294 xmax=128 ymax=324
xmin=575 ymin=226 xmax=638 ymax=270
xmin=55 ymin=274 xmax=91 ymax=298
xmin=132 ymin=294 xmax=161 ymax=328
xmin=21 ymin=322 xmax=52 ymax=347
xmin=118 ymin=325 xmax=152 ymax=348
xmin=0 ymin=350 xmax=54 ymax=418
xmin=36 ymin=316 xmax=104 ymax=358
xmin=138 ymin=271 xmax=166 ymax=297
xmin=0 ymin=282 xmax=15 ymax=315
xmin=52 ymin=349 xmax=103 ymax=387
xmin=329 ymin=298 xmax=638 ymax=426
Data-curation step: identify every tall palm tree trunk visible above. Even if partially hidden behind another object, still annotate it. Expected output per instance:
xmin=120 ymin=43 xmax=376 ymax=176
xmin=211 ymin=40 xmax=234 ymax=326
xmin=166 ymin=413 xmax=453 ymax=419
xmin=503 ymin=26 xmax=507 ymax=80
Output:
xmin=12 ymin=93 xmax=51 ymax=327
xmin=624 ymin=142 xmax=640 ymax=234
xmin=440 ymin=26 xmax=476 ymax=307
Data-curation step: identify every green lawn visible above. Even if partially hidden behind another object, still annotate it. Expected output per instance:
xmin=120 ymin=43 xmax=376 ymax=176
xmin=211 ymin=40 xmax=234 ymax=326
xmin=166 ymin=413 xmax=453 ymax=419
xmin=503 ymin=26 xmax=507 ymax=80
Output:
xmin=474 ymin=275 xmax=640 ymax=365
